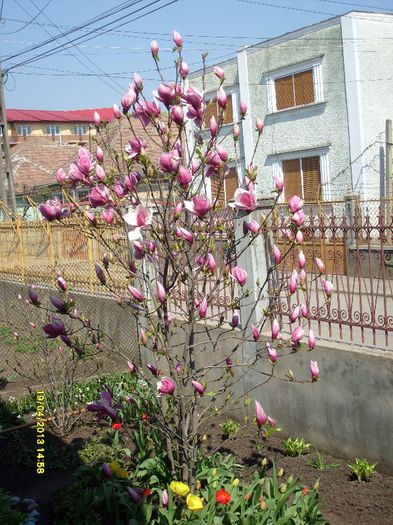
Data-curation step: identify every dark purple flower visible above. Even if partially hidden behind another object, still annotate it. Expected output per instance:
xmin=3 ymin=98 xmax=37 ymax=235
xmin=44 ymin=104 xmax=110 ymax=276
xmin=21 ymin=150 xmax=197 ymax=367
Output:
xmin=86 ymin=390 xmax=121 ymax=421
xmin=95 ymin=264 xmax=106 ymax=285
xmin=28 ymin=286 xmax=39 ymax=304
xmin=50 ymin=296 xmax=66 ymax=312
xmin=43 ymin=319 xmax=66 ymax=339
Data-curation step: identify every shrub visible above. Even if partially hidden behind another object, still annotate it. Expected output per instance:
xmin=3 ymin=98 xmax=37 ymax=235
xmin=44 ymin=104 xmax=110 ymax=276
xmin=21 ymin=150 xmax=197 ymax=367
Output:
xmin=283 ymin=437 xmax=311 ymax=457
xmin=348 ymin=458 xmax=377 ymax=481
xmin=220 ymin=419 xmax=241 ymax=439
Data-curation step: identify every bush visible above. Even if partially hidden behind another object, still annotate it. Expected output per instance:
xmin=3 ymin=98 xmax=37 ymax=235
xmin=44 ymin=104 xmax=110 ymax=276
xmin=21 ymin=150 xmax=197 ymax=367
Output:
xmin=348 ymin=458 xmax=377 ymax=481
xmin=283 ymin=437 xmax=311 ymax=457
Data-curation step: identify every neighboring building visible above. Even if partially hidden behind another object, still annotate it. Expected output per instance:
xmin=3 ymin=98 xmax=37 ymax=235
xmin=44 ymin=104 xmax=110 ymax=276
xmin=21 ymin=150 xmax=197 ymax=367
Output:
xmin=188 ymin=11 xmax=393 ymax=203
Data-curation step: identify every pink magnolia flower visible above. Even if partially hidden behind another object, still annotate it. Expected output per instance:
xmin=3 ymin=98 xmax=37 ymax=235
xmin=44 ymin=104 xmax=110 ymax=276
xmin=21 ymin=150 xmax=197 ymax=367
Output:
xmin=77 ymin=147 xmax=92 ymax=175
xmin=39 ymin=198 xmax=63 ymax=221
xmin=96 ymin=165 xmax=106 ymax=182
xmin=192 ymin=380 xmax=205 ymax=396
xmin=102 ymin=207 xmax=115 ymax=224
xmin=56 ymin=168 xmax=67 ymax=185
xmin=255 ymin=400 xmax=268 ymax=427
xmin=175 ymin=226 xmax=194 ymax=244
xmin=121 ymin=91 xmax=133 ymax=113
xmin=310 ymin=360 xmax=319 ymax=381
xmin=295 ymin=230 xmax=304 ymax=243
xmin=231 ymin=314 xmax=239 ymax=328
xmin=266 ymin=342 xmax=278 ymax=363
xmin=159 ymin=152 xmax=180 ymax=173
xmin=288 ymin=195 xmax=304 ymax=213
xmin=300 ymin=304 xmax=309 ymax=318
xmin=240 ymin=100 xmax=247 ymax=117
xmin=184 ymin=196 xmax=211 ymax=219
xmin=140 ymin=328 xmax=148 ymax=345
xmin=133 ymin=72 xmax=143 ymax=91
xmin=251 ymin=324 xmax=260 ymax=342
xmin=96 ymin=146 xmax=104 ymax=162
xmin=289 ymin=305 xmax=301 ymax=323
xmin=298 ymin=250 xmax=306 ymax=269
xmin=315 ymin=257 xmax=326 ymax=273
xmin=157 ymin=377 xmax=176 ymax=396
xmin=179 ymin=61 xmax=189 ymax=78
xmin=171 ymin=105 xmax=184 ymax=125
xmin=289 ymin=270 xmax=298 ymax=294
xmin=173 ymin=201 xmax=183 ymax=218
xmin=150 ymin=40 xmax=159 ymax=58
xmin=256 ymin=118 xmax=264 ymax=133
xmin=89 ymin=186 xmax=110 ymax=208
xmin=216 ymin=144 xmax=228 ymax=162
xmin=93 ymin=111 xmax=101 ymax=126
xmin=247 ymin=220 xmax=260 ymax=234
xmin=217 ymin=87 xmax=227 ymax=108
xmin=173 ymin=30 xmax=183 ymax=48
xmin=199 ymin=298 xmax=208 ymax=319
xmin=272 ymin=173 xmax=284 ymax=192
xmin=231 ymin=266 xmax=247 ymax=287
xmin=233 ymin=124 xmax=240 ymax=140
xmin=272 ymin=319 xmax=280 ymax=340
xmin=291 ymin=326 xmax=304 ymax=345
xmin=127 ymin=361 xmax=138 ymax=373
xmin=128 ymin=285 xmax=144 ymax=302
xmin=308 ymin=329 xmax=316 ymax=350
xmin=232 ymin=188 xmax=256 ymax=211
xmin=210 ymin=115 xmax=218 ymax=137
xmin=113 ymin=103 xmax=121 ymax=119
xmin=299 ymin=269 xmax=307 ymax=284
xmin=214 ymin=66 xmax=225 ymax=80
xmin=322 ymin=279 xmax=333 ymax=296
xmin=291 ymin=210 xmax=305 ymax=227
xmin=156 ymin=282 xmax=166 ymax=304
xmin=273 ymin=245 xmax=282 ymax=264
xmin=123 ymin=206 xmax=152 ymax=229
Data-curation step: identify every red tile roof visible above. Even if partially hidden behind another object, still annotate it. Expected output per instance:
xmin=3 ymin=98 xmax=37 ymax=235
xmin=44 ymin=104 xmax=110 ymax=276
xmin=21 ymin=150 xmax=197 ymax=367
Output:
xmin=6 ymin=107 xmax=114 ymax=123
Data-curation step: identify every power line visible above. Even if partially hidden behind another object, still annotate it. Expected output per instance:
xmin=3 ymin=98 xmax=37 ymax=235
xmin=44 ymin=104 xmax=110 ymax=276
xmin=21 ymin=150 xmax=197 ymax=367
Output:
xmin=5 ymin=0 xmax=178 ymax=72
xmin=235 ymin=0 xmax=336 ymax=16
xmin=318 ymin=0 xmax=393 ymax=12
xmin=1 ymin=0 xmax=52 ymax=35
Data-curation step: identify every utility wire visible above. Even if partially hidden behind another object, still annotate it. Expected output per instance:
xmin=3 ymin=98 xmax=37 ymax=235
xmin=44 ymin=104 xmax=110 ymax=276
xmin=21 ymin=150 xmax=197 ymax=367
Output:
xmin=318 ymin=0 xmax=393 ymax=12
xmin=1 ymin=0 xmax=52 ymax=35
xmin=235 ymin=0 xmax=336 ymax=16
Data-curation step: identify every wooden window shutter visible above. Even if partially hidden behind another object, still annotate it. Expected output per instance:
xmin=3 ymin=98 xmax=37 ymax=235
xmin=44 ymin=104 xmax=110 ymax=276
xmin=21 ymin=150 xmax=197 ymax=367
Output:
xmin=294 ymin=70 xmax=314 ymax=106
xmin=211 ymin=177 xmax=225 ymax=207
xmin=225 ymin=167 xmax=238 ymax=202
xmin=283 ymin=159 xmax=302 ymax=200
xmin=302 ymin=156 xmax=321 ymax=201
xmin=275 ymin=75 xmax=295 ymax=110
xmin=222 ymin=95 xmax=233 ymax=125
xmin=203 ymin=98 xmax=218 ymax=128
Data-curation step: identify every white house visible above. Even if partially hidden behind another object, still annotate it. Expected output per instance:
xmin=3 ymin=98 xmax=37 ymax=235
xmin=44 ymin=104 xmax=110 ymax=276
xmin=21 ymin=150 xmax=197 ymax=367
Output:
xmin=188 ymin=11 xmax=393 ymax=204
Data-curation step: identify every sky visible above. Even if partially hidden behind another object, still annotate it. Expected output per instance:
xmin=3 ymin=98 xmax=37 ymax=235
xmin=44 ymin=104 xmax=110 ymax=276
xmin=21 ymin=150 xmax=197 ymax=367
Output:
xmin=1 ymin=0 xmax=393 ymax=110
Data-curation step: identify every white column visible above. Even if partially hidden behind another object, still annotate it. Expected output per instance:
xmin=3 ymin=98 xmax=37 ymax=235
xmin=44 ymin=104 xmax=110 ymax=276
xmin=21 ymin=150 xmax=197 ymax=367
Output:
xmin=237 ymin=48 xmax=254 ymax=168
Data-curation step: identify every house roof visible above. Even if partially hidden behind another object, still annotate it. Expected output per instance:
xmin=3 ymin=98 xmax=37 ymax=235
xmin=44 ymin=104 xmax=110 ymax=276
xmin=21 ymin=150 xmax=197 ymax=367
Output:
xmin=6 ymin=107 xmax=114 ymax=123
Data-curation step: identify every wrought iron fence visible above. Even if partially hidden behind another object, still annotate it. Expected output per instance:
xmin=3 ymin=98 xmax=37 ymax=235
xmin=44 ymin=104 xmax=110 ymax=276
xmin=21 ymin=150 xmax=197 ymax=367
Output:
xmin=268 ymin=198 xmax=393 ymax=348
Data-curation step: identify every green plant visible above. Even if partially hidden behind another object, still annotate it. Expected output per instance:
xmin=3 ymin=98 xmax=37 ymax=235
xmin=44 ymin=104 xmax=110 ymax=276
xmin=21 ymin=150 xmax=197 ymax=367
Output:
xmin=0 ymin=490 xmax=27 ymax=525
xmin=307 ymin=451 xmax=340 ymax=471
xmin=78 ymin=436 xmax=125 ymax=467
xmin=220 ymin=419 xmax=241 ymax=439
xmin=283 ymin=437 xmax=311 ymax=457
xmin=348 ymin=458 xmax=377 ymax=481
xmin=196 ymin=451 xmax=243 ymax=484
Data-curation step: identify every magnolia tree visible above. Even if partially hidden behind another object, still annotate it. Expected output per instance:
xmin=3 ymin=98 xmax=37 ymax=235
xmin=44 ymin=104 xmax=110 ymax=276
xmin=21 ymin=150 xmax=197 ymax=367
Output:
xmin=35 ymin=32 xmax=332 ymax=488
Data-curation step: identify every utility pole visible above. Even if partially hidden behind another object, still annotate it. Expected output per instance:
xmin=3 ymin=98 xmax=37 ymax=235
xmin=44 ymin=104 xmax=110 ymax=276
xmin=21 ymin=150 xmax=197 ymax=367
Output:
xmin=0 ymin=65 xmax=17 ymax=214
xmin=386 ymin=119 xmax=392 ymax=202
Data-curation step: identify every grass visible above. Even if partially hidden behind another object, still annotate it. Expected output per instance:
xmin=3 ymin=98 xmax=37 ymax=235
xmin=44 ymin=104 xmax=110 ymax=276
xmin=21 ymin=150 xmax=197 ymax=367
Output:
xmin=0 ymin=325 xmax=42 ymax=353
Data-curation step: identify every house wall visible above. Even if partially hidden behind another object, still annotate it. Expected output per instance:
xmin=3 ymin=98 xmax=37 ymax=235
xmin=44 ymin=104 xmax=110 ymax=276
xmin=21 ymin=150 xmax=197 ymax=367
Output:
xmin=341 ymin=13 xmax=393 ymax=199
xmin=7 ymin=122 xmax=95 ymax=140
xmin=242 ymin=22 xmax=352 ymax=200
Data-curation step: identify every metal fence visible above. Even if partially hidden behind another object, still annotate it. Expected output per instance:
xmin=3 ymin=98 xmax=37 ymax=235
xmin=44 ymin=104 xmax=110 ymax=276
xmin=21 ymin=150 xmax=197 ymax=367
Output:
xmin=269 ymin=198 xmax=393 ymax=348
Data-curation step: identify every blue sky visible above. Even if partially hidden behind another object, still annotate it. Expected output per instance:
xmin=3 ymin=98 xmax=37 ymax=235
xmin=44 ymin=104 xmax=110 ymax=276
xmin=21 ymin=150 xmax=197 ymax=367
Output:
xmin=1 ymin=0 xmax=392 ymax=109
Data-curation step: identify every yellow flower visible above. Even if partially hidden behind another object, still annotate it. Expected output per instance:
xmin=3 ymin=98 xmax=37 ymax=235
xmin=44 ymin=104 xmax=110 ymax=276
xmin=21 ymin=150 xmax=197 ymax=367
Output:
xmin=232 ymin=478 xmax=240 ymax=487
xmin=169 ymin=481 xmax=190 ymax=497
xmin=186 ymin=494 xmax=204 ymax=511
xmin=211 ymin=468 xmax=217 ymax=477
xmin=109 ymin=461 xmax=128 ymax=478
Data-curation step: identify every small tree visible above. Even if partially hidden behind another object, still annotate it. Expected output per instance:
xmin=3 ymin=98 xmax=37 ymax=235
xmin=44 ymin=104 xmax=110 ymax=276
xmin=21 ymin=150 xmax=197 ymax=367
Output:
xmin=34 ymin=31 xmax=329 ymax=489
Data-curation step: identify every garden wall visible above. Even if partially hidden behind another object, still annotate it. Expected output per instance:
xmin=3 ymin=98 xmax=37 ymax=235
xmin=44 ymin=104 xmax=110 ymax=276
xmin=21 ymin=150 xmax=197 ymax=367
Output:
xmin=168 ymin=323 xmax=393 ymax=474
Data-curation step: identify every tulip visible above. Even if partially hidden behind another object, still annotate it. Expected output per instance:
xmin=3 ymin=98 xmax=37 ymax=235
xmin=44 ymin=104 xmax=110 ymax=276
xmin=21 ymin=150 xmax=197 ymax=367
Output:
xmin=214 ymin=66 xmax=225 ymax=80
xmin=199 ymin=298 xmax=208 ymax=319
xmin=322 ymin=279 xmax=333 ymax=296
xmin=56 ymin=168 xmax=67 ymax=185
xmin=291 ymin=326 xmax=304 ymax=345
xmin=272 ymin=173 xmax=284 ymax=192
xmin=103 ymin=463 xmax=112 ymax=478
xmin=255 ymin=400 xmax=268 ymax=427
xmin=216 ymin=489 xmax=231 ymax=505
xmin=273 ymin=245 xmax=282 ymax=264
xmin=95 ymin=263 xmax=106 ymax=285
xmin=266 ymin=342 xmax=278 ymax=363
xmin=179 ymin=61 xmax=189 ymax=78
xmin=184 ymin=195 xmax=211 ymax=219
xmin=127 ymin=487 xmax=141 ymax=504
xmin=240 ymin=100 xmax=247 ymax=117
xmin=43 ymin=319 xmax=66 ymax=339
xmin=173 ymin=30 xmax=183 ymax=48
xmin=308 ymin=329 xmax=316 ymax=350
xmin=94 ymin=111 xmax=101 ymax=126
xmin=256 ymin=118 xmax=264 ymax=133
xmin=157 ymin=377 xmax=176 ymax=396
xmin=162 ymin=489 xmax=169 ymax=508
xmin=28 ymin=285 xmax=39 ymax=304
xmin=298 ymin=250 xmax=306 ymax=269
xmin=150 ymin=40 xmax=159 ymax=58
xmin=57 ymin=276 xmax=67 ymax=291
xmin=233 ymin=124 xmax=240 ymax=140
xmin=315 ymin=257 xmax=326 ymax=273
xmin=291 ymin=210 xmax=305 ymax=227
xmin=96 ymin=146 xmax=104 ymax=162
xmin=251 ymin=324 xmax=260 ymax=342
xmin=210 ymin=115 xmax=218 ymax=137
xmin=186 ymin=494 xmax=204 ymax=511
xmin=289 ymin=270 xmax=298 ymax=294
xmin=295 ymin=230 xmax=304 ymax=243
xmin=171 ymin=105 xmax=184 ymax=125
xmin=170 ymin=481 xmax=190 ymax=496
xmin=102 ymin=207 xmax=115 ymax=224
xmin=272 ymin=319 xmax=280 ymax=340
xmin=288 ymin=195 xmax=304 ymax=213
xmin=133 ymin=72 xmax=143 ymax=91
xmin=217 ymin=87 xmax=227 ymax=109
xmin=127 ymin=361 xmax=137 ymax=373
xmin=113 ymin=103 xmax=121 ymax=119
xmin=231 ymin=314 xmax=239 ymax=328
xmin=192 ymin=380 xmax=205 ymax=396
xmin=231 ymin=266 xmax=247 ymax=287
xmin=232 ymin=188 xmax=256 ymax=211
xmin=310 ymin=360 xmax=319 ymax=381
xmin=156 ymin=282 xmax=166 ymax=304
xmin=128 ymin=285 xmax=144 ymax=302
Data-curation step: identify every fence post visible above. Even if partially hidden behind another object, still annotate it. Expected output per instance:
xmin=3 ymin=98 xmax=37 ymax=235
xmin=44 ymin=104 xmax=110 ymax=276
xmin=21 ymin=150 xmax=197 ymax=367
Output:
xmin=235 ymin=195 xmax=275 ymax=327
xmin=45 ymin=222 xmax=57 ymax=287
xmin=87 ymin=232 xmax=95 ymax=293
xmin=15 ymin=216 xmax=26 ymax=283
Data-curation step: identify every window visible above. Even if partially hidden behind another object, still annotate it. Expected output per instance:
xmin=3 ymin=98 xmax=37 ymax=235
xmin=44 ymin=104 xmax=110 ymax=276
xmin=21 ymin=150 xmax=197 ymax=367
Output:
xmin=76 ymin=187 xmax=90 ymax=203
xmin=266 ymin=57 xmax=323 ymax=113
xmin=47 ymin=125 xmax=61 ymax=136
xmin=74 ymin=124 xmax=88 ymax=135
xmin=211 ymin=167 xmax=239 ymax=207
xmin=275 ymin=70 xmax=314 ymax=110
xmin=203 ymin=94 xmax=234 ymax=128
xmin=17 ymin=124 xmax=32 ymax=136
xmin=283 ymin=156 xmax=321 ymax=201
